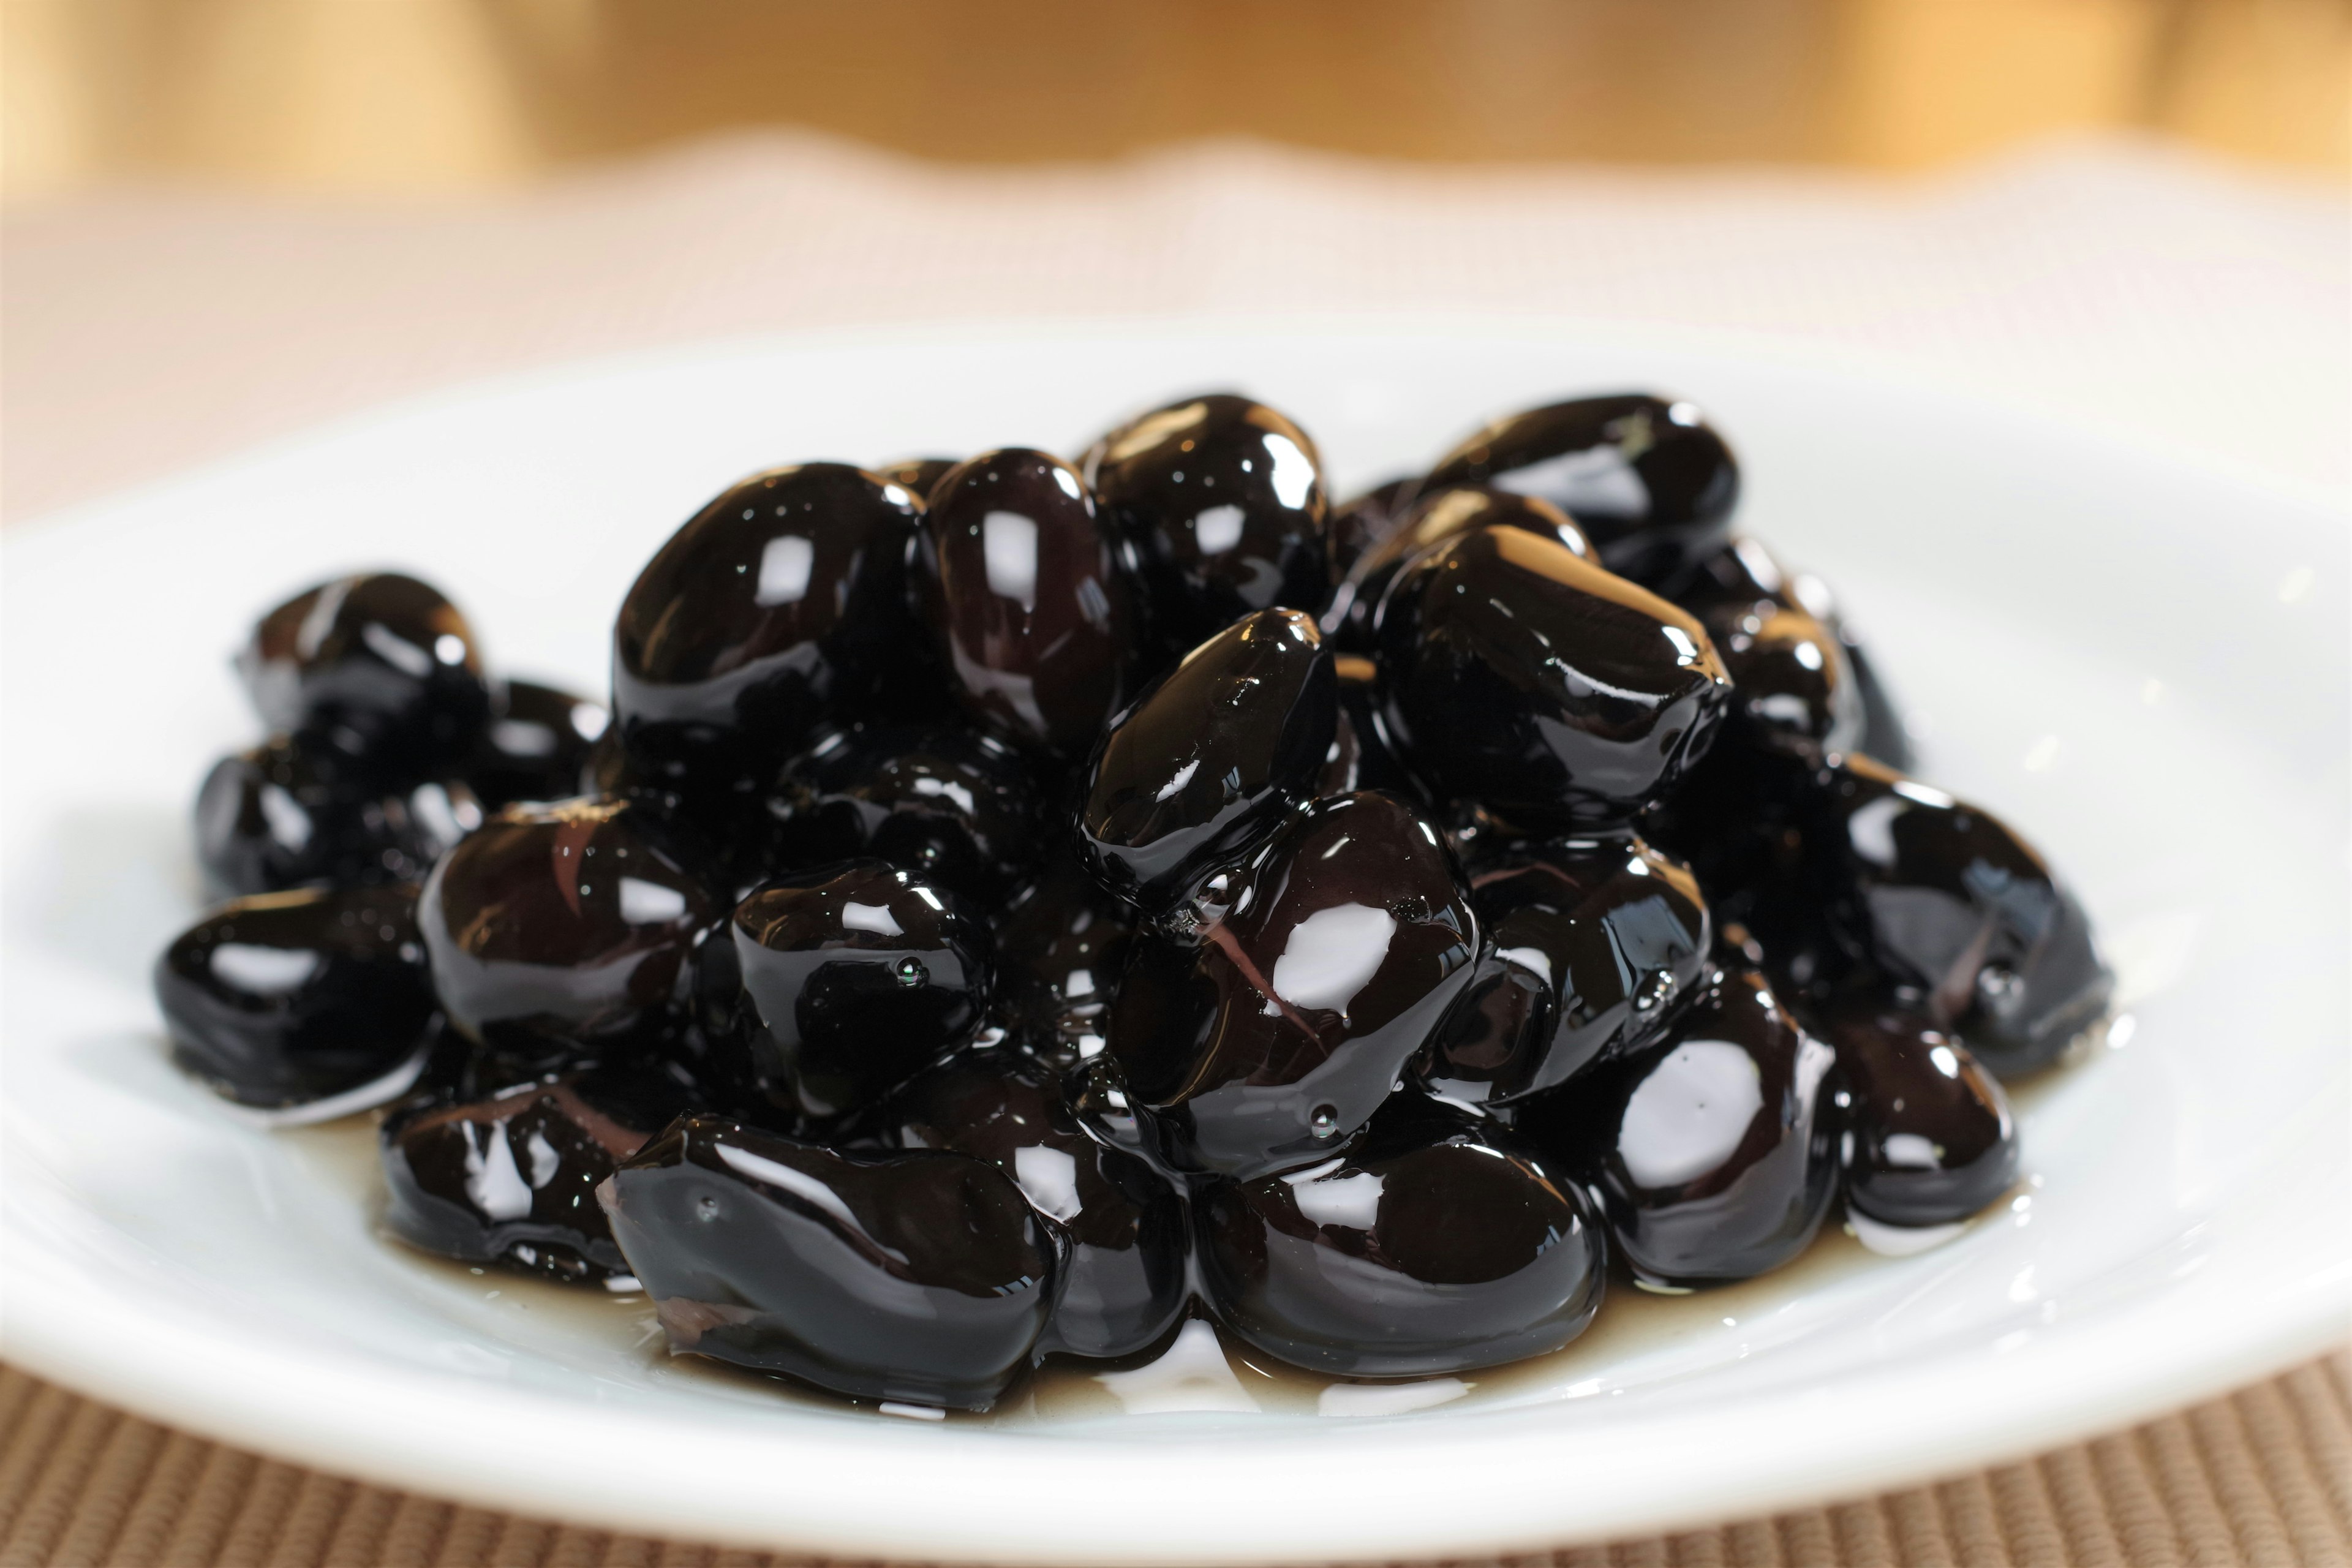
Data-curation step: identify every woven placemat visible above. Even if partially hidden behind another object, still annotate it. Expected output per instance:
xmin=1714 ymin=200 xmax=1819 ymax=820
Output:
xmin=2 ymin=1354 xmax=2346 ymax=1567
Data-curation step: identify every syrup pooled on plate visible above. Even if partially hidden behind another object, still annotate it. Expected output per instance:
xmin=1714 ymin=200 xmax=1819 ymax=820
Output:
xmin=157 ymin=386 xmax=2111 ymax=1415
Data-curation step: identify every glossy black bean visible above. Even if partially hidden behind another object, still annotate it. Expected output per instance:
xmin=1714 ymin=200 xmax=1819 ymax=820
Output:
xmin=669 ymin=918 xmax=758 ymax=1109
xmin=1316 ymin=654 xmax=1419 ymax=801
xmin=871 ymin=456 xmax=960 ymax=504
xmin=238 ymin=573 xmax=492 ymax=775
xmin=1197 ymin=1094 xmax=1604 ymax=1377
xmin=195 ymin=739 xmax=483 ymax=898
xmin=397 ymin=1012 xmax=496 ymax=1098
xmin=1324 ymin=476 xmax=1418 ymax=587
xmin=1815 ymin=995 xmax=2018 ymax=1228
xmin=419 ymin=798 xmax=715 ymax=1069
xmin=1329 ymin=484 xmax=1588 ymax=654
xmin=1518 ymin=967 xmax=1839 ymax=1288
xmin=1812 ymin=756 xmax=2111 ymax=1076
xmin=710 ymin=861 xmax=990 ymax=1122
xmin=1107 ymin=791 xmax=1480 ymax=1180
xmin=1723 ymin=879 xmax=1851 ymax=1022
xmin=382 ymin=1058 xmax=698 ymax=1283
xmin=581 ymin=726 xmax=646 ymax=803
xmin=1377 ymin=524 xmax=1734 ymax=833
xmin=1844 ymin=637 xmax=1915 ymax=772
xmin=993 ymin=855 xmax=1134 ymax=1070
xmin=576 ymin=729 xmax=774 ymax=903
xmin=1315 ymin=686 xmax=1371 ymax=799
xmin=154 ymin=883 xmax=433 ymax=1110
xmin=766 ymin=722 xmax=1042 ymax=906
xmin=918 ymin=448 xmax=1136 ymax=758
xmin=884 ymin=1049 xmax=1186 ymax=1360
xmin=612 ymin=464 xmax=922 ymax=793
xmin=1420 ymin=836 xmax=1709 ymax=1108
xmin=401 ymin=1010 xmax=660 ymax=1112
xmin=1065 ymin=1053 xmax=1152 ymax=1160
xmin=861 ymin=461 xmax=969 ymax=726
xmin=1672 ymin=539 xmax=1863 ymax=761
xmin=466 ymin=680 xmax=609 ymax=810
xmin=1638 ymin=726 xmax=1817 ymax=900
xmin=600 ymin=1116 xmax=1058 ymax=1410
xmin=1078 ymin=608 xmax=1336 ymax=913
xmin=1084 ymin=393 xmax=1330 ymax=657
xmin=1425 ymin=394 xmax=1739 ymax=585
xmin=1720 ymin=553 xmax=1914 ymax=770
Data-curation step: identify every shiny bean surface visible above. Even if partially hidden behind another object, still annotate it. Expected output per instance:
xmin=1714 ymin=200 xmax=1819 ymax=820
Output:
xmin=1065 ymin=1053 xmax=1152 ymax=1160
xmin=466 ymin=680 xmax=609 ymax=810
xmin=1377 ymin=524 xmax=1733 ymax=832
xmin=1107 ymin=790 xmax=1480 ymax=1180
xmin=1672 ymin=539 xmax=1863 ymax=761
xmin=712 ymin=861 xmax=990 ymax=1122
xmin=1814 ymin=756 xmax=2111 ymax=1075
xmin=1725 ymin=554 xmax=1915 ymax=771
xmin=1817 ymin=995 xmax=2018 ymax=1227
xmin=862 ymin=458 xmax=968 ymax=725
xmin=1845 ymin=639 xmax=1914 ymax=771
xmin=1425 ymin=394 xmax=1739 ymax=585
xmin=993 ymin=854 xmax=1135 ymax=1070
xmin=1637 ymin=730 xmax=1819 ymax=921
xmin=1518 ymin=967 xmax=1839 ymax=1289
xmin=1319 ymin=654 xmax=1418 ymax=801
xmin=1314 ymin=682 xmax=1371 ymax=799
xmin=1323 ymin=476 xmax=1418 ymax=587
xmin=884 ymin=1049 xmax=1187 ymax=1360
xmin=196 ymin=739 xmax=483 ymax=898
xmin=919 ymin=448 xmax=1136 ymax=758
xmin=1085 ymin=393 xmax=1330 ymax=658
xmin=578 ymin=730 xmax=776 ymax=902
xmin=767 ymin=722 xmax=1043 ymax=905
xmin=238 ymin=572 xmax=492 ymax=774
xmin=601 ymin=1116 xmax=1058 ymax=1410
xmin=419 ymin=798 xmax=714 ymax=1069
xmin=870 ymin=456 xmax=960 ymax=503
xmin=155 ymin=883 xmax=432 ymax=1110
xmin=1332 ymin=484 xmax=1587 ymax=653
xmin=1420 ymin=836 xmax=1709 ymax=1107
xmin=383 ymin=1058 xmax=697 ymax=1283
xmin=613 ymin=464 xmax=922 ymax=791
xmin=1197 ymin=1094 xmax=1605 ymax=1376
xmin=1079 ymin=608 xmax=1336 ymax=912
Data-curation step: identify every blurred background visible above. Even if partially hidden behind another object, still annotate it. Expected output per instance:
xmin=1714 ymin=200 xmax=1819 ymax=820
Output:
xmin=4 ymin=1 xmax=2345 ymax=527
xmin=5 ymin=0 xmax=2347 ymax=198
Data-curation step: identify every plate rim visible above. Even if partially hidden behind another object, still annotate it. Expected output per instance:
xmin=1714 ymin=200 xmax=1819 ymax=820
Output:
xmin=6 ymin=1208 xmax=2345 ymax=1566
xmin=6 ymin=309 xmax=2346 ymax=545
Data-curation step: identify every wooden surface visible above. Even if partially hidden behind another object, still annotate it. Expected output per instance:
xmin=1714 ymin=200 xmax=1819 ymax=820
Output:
xmin=2 ymin=1356 xmax=2349 ymax=1565
xmin=4 ymin=0 xmax=2348 ymax=200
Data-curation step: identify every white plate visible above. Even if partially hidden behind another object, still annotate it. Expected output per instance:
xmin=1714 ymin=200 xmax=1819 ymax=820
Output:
xmin=3 ymin=320 xmax=2346 ymax=1566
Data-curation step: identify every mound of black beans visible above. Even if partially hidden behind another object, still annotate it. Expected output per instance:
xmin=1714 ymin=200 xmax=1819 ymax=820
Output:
xmin=154 ymin=390 xmax=2112 ymax=1412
